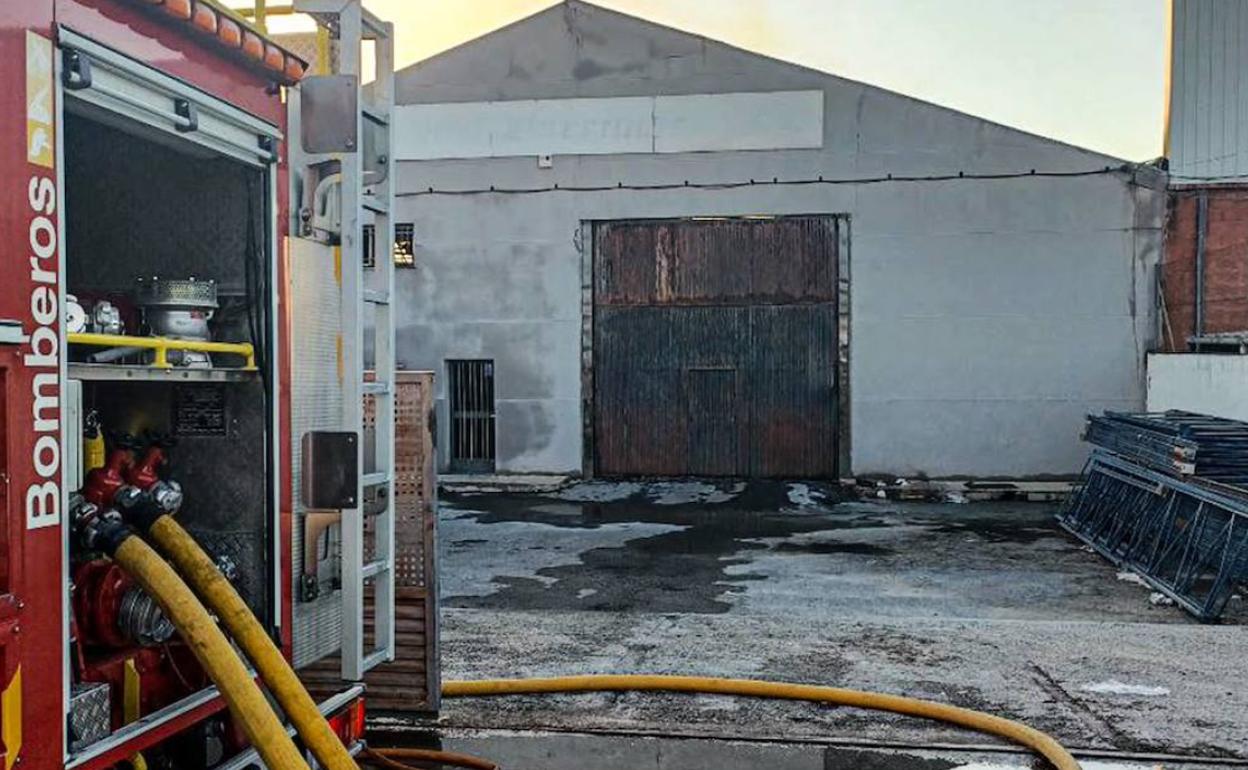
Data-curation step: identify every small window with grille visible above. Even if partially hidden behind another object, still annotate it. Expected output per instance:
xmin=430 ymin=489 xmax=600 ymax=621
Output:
xmin=448 ymin=359 xmax=495 ymax=472
xmin=394 ymin=223 xmax=415 ymax=268
xmin=361 ymin=224 xmax=376 ymax=269
xmin=362 ymin=223 xmax=414 ymax=269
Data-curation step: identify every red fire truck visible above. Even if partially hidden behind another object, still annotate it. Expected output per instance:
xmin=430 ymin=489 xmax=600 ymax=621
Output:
xmin=0 ymin=0 xmax=399 ymax=766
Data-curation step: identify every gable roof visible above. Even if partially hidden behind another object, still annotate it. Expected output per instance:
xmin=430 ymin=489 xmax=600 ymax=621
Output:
xmin=397 ymin=0 xmax=833 ymax=98
xmin=395 ymin=0 xmax=1123 ymax=163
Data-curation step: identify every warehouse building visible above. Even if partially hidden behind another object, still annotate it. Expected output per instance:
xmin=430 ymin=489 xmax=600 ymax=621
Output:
xmin=385 ymin=0 xmax=1165 ymax=478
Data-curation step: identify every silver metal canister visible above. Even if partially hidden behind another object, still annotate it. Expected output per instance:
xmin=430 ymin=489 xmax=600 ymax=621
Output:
xmin=134 ymin=276 xmax=218 ymax=341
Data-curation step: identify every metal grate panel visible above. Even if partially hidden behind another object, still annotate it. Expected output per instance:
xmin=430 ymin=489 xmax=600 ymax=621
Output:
xmin=364 ymin=223 xmax=413 ymax=269
xmin=133 ymin=276 xmax=219 ymax=306
xmin=448 ymin=360 xmax=495 ymax=473
xmin=1059 ymin=450 xmax=1248 ymax=621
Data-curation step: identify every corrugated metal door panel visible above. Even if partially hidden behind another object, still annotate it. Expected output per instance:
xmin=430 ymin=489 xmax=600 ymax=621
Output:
xmin=594 ymin=305 xmax=676 ymax=476
xmin=749 ymin=217 xmax=838 ymax=303
xmin=596 ymin=218 xmax=836 ymax=306
xmin=593 ymin=217 xmax=838 ymax=478
xmin=595 ymin=306 xmax=747 ymax=475
xmin=687 ymin=368 xmax=742 ymax=476
xmin=595 ymin=222 xmax=660 ymax=306
xmin=749 ymin=304 xmax=838 ymax=478
xmin=667 ymin=220 xmax=753 ymax=303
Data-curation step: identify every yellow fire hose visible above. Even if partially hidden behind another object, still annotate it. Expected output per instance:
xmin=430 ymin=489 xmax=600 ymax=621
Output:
xmin=441 ymin=675 xmax=1083 ymax=770
xmin=142 ymin=514 xmax=357 ymax=770
xmin=110 ymin=535 xmax=311 ymax=770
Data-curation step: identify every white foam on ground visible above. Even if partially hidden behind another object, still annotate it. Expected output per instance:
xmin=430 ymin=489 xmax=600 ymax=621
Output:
xmin=1115 ymin=570 xmax=1148 ymax=587
xmin=786 ymin=483 xmax=825 ymax=507
xmin=1080 ymin=680 xmax=1171 ymax=697
xmin=555 ymin=481 xmax=643 ymax=502
xmin=440 ymin=513 xmax=685 ymax=598
xmin=647 ymin=481 xmax=743 ymax=505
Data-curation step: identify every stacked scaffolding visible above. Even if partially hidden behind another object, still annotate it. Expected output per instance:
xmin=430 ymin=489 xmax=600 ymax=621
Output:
xmin=1060 ymin=411 xmax=1248 ymax=621
xmin=1083 ymin=411 xmax=1248 ymax=485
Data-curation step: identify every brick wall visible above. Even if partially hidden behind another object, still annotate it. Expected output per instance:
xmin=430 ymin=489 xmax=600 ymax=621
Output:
xmin=1162 ymin=187 xmax=1248 ymax=351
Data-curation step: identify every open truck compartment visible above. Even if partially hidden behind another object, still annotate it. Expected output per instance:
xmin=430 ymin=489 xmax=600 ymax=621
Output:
xmin=64 ymin=108 xmax=274 ymax=620
xmin=64 ymin=111 xmax=268 ymax=373
xmin=62 ymin=83 xmax=278 ymax=762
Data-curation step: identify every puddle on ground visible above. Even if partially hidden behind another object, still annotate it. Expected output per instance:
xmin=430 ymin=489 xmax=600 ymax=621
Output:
xmin=441 ymin=480 xmax=1064 ymax=614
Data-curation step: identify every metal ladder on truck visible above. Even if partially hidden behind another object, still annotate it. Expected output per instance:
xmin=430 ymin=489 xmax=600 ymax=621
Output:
xmin=296 ymin=0 xmax=397 ymax=681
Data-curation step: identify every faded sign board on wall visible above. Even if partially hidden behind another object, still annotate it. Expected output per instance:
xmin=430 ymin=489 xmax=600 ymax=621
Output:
xmin=394 ymin=91 xmax=824 ymax=160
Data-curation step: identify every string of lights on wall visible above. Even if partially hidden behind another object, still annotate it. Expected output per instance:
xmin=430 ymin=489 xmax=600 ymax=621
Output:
xmin=395 ymin=164 xmax=1140 ymax=197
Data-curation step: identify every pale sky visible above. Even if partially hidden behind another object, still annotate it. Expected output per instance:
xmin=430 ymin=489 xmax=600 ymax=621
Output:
xmin=258 ymin=1 xmax=1168 ymax=160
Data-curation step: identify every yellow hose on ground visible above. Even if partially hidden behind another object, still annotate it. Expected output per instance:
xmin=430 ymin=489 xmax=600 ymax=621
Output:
xmin=442 ymin=675 xmax=1082 ymax=770
xmin=144 ymin=515 xmax=358 ymax=770
xmin=112 ymin=536 xmax=311 ymax=770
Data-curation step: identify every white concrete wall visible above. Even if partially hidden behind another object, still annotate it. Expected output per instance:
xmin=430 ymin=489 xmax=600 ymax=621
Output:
xmin=391 ymin=1 xmax=1166 ymax=477
xmin=1147 ymin=354 xmax=1248 ymax=421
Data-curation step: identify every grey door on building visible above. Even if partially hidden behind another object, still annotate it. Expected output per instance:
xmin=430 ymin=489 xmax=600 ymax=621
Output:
xmin=592 ymin=217 xmax=840 ymax=478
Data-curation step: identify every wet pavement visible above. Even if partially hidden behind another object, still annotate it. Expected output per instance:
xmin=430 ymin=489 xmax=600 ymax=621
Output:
xmin=440 ymin=479 xmax=1221 ymax=622
xmin=430 ymin=479 xmax=1248 ymax=765
xmin=367 ymin=727 xmax=1236 ymax=770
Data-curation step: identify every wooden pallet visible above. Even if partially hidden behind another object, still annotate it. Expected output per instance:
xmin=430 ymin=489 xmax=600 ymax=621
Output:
xmin=299 ymin=371 xmax=440 ymax=712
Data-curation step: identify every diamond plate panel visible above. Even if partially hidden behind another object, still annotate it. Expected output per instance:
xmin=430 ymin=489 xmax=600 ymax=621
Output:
xmin=69 ymin=682 xmax=111 ymax=752
xmin=65 ymin=113 xmax=254 ymax=294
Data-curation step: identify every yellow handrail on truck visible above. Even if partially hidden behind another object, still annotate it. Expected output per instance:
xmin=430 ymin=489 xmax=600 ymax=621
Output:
xmin=68 ymin=332 xmax=256 ymax=370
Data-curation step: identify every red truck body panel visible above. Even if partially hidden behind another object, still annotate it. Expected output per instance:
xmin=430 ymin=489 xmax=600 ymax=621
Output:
xmin=0 ymin=2 xmax=299 ymax=766
xmin=55 ymin=0 xmax=284 ymax=125
xmin=2 ymin=3 xmax=66 ymax=767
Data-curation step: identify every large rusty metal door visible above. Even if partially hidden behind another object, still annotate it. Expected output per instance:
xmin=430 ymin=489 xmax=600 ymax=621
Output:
xmin=593 ymin=217 xmax=839 ymax=478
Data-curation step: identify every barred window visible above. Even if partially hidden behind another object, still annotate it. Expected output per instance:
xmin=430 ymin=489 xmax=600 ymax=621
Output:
xmin=394 ymin=223 xmax=415 ymax=268
xmin=362 ymin=224 xmax=376 ymax=269
xmin=362 ymin=223 xmax=414 ymax=268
